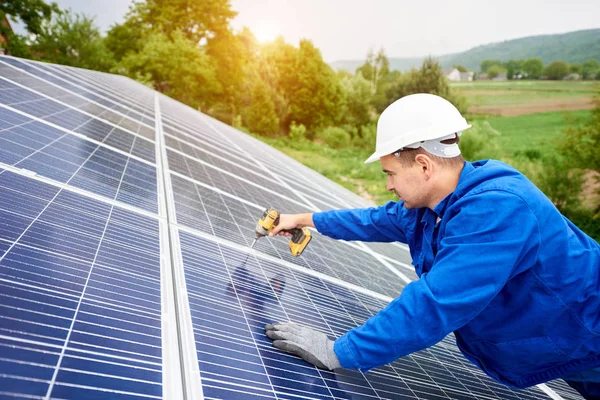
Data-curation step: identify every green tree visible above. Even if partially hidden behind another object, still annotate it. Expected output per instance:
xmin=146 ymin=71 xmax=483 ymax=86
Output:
xmin=106 ymin=0 xmax=237 ymax=63
xmin=119 ymin=30 xmax=221 ymax=109
xmin=370 ymin=70 xmax=402 ymax=113
xmin=1 ymin=0 xmax=59 ymax=56
xmin=258 ymin=37 xmax=298 ymax=129
xmin=522 ymin=58 xmax=544 ymax=79
xmin=28 ymin=10 xmax=115 ymax=71
xmin=356 ymin=47 xmax=390 ymax=93
xmin=505 ymin=59 xmax=523 ymax=79
xmin=339 ymin=71 xmax=372 ymax=127
xmin=581 ymin=59 xmax=600 ymax=80
xmin=242 ymin=79 xmax=279 ymax=135
xmin=487 ymin=65 xmax=507 ymax=79
xmin=382 ymin=57 xmax=467 ymax=114
xmin=453 ymin=65 xmax=468 ymax=72
xmin=545 ymin=61 xmax=569 ymax=80
xmin=274 ymin=39 xmax=344 ymax=131
xmin=205 ymin=28 xmax=253 ymax=122
xmin=105 ymin=3 xmax=148 ymax=62
xmin=480 ymin=59 xmax=502 ymax=73
xmin=1 ymin=0 xmax=58 ymax=35
xmin=569 ymin=63 xmax=581 ymax=74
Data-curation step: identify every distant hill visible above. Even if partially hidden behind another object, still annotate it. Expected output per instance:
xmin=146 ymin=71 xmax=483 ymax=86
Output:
xmin=331 ymin=29 xmax=600 ymax=73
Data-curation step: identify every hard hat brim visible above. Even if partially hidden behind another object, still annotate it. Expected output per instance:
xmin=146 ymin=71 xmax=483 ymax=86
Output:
xmin=364 ymin=151 xmax=384 ymax=164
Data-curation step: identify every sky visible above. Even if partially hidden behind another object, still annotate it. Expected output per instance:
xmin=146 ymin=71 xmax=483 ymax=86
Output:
xmin=11 ymin=0 xmax=600 ymax=63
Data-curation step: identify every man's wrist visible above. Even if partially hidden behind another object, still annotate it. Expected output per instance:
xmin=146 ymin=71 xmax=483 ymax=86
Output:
xmin=299 ymin=213 xmax=315 ymax=228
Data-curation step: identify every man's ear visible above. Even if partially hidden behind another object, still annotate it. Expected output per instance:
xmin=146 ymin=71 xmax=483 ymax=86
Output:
xmin=414 ymin=154 xmax=434 ymax=179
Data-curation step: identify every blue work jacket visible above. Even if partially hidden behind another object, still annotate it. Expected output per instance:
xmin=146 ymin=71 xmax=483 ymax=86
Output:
xmin=313 ymin=160 xmax=600 ymax=388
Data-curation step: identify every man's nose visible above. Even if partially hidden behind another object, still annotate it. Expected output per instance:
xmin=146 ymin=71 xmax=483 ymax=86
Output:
xmin=386 ymin=176 xmax=394 ymax=192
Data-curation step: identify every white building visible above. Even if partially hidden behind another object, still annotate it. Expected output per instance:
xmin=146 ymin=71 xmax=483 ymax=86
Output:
xmin=443 ymin=68 xmax=462 ymax=81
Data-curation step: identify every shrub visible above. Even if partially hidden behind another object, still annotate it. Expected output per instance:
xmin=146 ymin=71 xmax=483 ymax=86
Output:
xmin=353 ymin=123 xmax=377 ymax=150
xmin=459 ymin=121 xmax=502 ymax=161
xmin=316 ymin=126 xmax=351 ymax=149
xmin=289 ymin=122 xmax=307 ymax=141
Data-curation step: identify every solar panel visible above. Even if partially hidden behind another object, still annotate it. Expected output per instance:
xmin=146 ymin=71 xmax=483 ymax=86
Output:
xmin=0 ymin=55 xmax=582 ymax=399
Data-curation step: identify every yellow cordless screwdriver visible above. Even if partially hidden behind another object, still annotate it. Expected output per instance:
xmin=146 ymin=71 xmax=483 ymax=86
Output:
xmin=250 ymin=208 xmax=312 ymax=256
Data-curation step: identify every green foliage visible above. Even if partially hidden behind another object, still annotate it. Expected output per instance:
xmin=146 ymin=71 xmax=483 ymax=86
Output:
xmin=535 ymin=154 xmax=583 ymax=211
xmin=459 ymin=121 xmax=502 ymax=161
xmin=339 ymin=72 xmax=372 ymax=127
xmin=545 ymin=61 xmax=570 ymax=80
xmin=480 ymin=59 xmax=502 ymax=73
xmin=487 ymin=65 xmax=507 ymax=79
xmin=284 ymin=40 xmax=344 ymax=130
xmin=1 ymin=0 xmax=59 ymax=35
xmin=243 ymin=80 xmax=279 ymax=136
xmin=353 ymin=123 xmax=377 ymax=150
xmin=522 ymin=58 xmax=544 ymax=79
xmin=316 ymin=126 xmax=351 ymax=149
xmin=289 ymin=122 xmax=307 ymax=141
xmin=370 ymin=70 xmax=402 ymax=112
xmin=206 ymin=28 xmax=253 ymax=119
xmin=1 ymin=0 xmax=58 ymax=56
xmin=453 ymin=65 xmax=468 ymax=72
xmin=104 ymin=3 xmax=148 ymax=62
xmin=27 ymin=10 xmax=115 ymax=72
xmin=134 ymin=0 xmax=236 ymax=44
xmin=570 ymin=63 xmax=581 ymax=74
xmin=560 ymin=95 xmax=600 ymax=172
xmin=562 ymin=208 xmax=600 ymax=242
xmin=119 ymin=30 xmax=221 ymax=109
xmin=582 ymin=59 xmax=599 ymax=80
xmin=505 ymin=59 xmax=523 ymax=79
xmin=380 ymin=57 xmax=467 ymax=114
xmin=356 ymin=48 xmax=390 ymax=93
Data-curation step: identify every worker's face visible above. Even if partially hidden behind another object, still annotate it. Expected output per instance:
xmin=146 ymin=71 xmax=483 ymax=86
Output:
xmin=381 ymin=154 xmax=430 ymax=208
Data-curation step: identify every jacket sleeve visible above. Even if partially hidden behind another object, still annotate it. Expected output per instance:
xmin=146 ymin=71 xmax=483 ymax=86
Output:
xmin=333 ymin=190 xmax=541 ymax=370
xmin=312 ymin=201 xmax=413 ymax=243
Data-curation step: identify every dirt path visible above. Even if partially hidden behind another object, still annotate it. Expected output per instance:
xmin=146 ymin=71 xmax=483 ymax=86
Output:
xmin=471 ymin=98 xmax=595 ymax=116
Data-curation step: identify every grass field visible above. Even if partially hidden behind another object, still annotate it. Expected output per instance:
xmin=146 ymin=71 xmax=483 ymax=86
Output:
xmin=480 ymin=110 xmax=591 ymax=156
xmin=452 ymin=80 xmax=600 ymax=116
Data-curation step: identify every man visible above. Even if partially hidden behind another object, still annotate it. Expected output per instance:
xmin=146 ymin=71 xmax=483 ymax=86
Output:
xmin=264 ymin=93 xmax=600 ymax=399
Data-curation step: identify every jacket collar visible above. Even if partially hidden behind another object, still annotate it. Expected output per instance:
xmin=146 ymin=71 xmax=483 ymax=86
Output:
xmin=432 ymin=161 xmax=474 ymax=220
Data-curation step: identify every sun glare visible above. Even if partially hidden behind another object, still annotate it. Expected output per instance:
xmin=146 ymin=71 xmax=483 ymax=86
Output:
xmin=254 ymin=21 xmax=280 ymax=43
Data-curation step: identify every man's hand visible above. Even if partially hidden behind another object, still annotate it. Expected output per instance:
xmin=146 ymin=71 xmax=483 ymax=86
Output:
xmin=265 ymin=322 xmax=341 ymax=370
xmin=269 ymin=213 xmax=315 ymax=237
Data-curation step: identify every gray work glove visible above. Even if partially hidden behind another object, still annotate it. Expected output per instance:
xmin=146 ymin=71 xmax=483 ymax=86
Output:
xmin=265 ymin=322 xmax=342 ymax=370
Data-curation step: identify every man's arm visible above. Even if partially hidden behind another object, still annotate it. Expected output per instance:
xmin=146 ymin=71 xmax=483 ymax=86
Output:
xmin=334 ymin=191 xmax=541 ymax=370
xmin=266 ymin=191 xmax=541 ymax=371
xmin=272 ymin=201 xmax=413 ymax=243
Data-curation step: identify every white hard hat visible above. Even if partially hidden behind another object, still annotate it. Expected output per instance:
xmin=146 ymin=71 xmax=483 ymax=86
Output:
xmin=365 ymin=93 xmax=471 ymax=163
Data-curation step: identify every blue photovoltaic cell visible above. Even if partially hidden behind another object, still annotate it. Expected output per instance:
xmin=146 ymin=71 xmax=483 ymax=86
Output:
xmin=0 ymin=171 xmax=162 ymax=399
xmin=0 ymin=60 xmax=156 ymax=141
xmin=0 ymin=107 xmax=158 ymax=213
xmin=169 ymin=173 xmax=408 ymax=297
xmin=0 ymin=57 xmax=139 ymax=119
xmin=178 ymin=232 xmax=561 ymax=400
xmin=0 ymin=55 xmax=582 ymax=400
